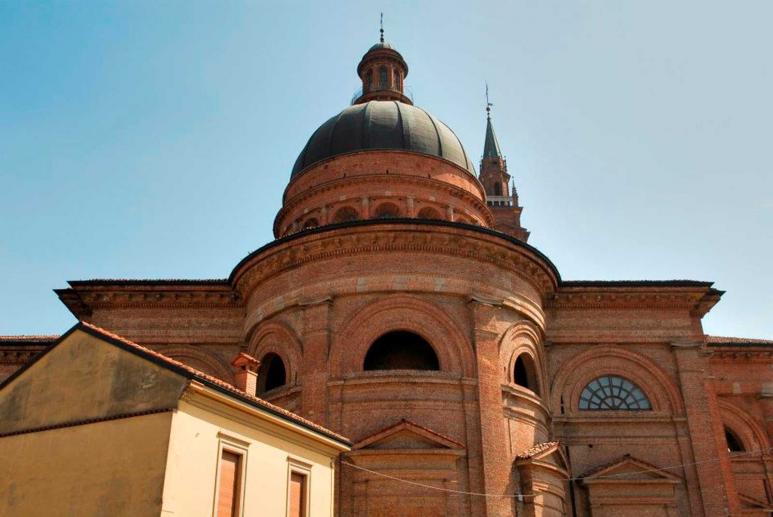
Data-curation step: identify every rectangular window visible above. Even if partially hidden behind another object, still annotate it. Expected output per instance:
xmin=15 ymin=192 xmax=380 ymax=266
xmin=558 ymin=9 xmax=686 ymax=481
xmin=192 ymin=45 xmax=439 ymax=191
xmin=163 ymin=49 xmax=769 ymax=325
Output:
xmin=288 ymin=471 xmax=307 ymax=517
xmin=217 ymin=450 xmax=242 ymax=517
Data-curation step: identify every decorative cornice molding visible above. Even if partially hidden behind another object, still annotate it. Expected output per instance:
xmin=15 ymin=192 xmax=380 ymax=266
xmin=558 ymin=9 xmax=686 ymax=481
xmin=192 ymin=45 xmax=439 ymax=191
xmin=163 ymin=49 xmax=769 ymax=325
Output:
xmin=549 ymin=288 xmax=719 ymax=314
xmin=276 ymin=172 xmax=493 ymax=234
xmin=56 ymin=286 xmax=243 ymax=317
xmin=233 ymin=224 xmax=558 ymax=298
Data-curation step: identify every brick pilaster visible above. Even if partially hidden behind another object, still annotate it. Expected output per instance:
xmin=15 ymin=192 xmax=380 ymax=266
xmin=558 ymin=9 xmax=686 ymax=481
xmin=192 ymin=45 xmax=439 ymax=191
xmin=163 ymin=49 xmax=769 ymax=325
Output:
xmin=471 ymin=300 xmax=513 ymax=517
xmin=300 ymin=298 xmax=332 ymax=424
xmin=673 ymin=342 xmax=741 ymax=516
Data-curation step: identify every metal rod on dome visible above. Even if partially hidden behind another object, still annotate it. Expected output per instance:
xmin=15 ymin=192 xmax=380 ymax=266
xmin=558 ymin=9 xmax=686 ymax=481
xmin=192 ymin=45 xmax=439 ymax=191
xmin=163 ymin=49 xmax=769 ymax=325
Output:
xmin=380 ymin=13 xmax=384 ymax=43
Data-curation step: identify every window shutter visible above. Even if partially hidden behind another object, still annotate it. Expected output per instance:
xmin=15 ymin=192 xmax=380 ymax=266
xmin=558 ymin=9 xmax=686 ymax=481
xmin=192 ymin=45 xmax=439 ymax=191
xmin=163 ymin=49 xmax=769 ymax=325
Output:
xmin=289 ymin=472 xmax=307 ymax=517
xmin=217 ymin=450 xmax=242 ymax=517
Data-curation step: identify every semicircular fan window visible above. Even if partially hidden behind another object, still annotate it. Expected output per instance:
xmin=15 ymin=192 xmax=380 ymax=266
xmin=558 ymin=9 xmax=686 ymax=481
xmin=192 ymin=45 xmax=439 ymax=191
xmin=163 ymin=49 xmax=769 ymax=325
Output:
xmin=579 ymin=375 xmax=651 ymax=410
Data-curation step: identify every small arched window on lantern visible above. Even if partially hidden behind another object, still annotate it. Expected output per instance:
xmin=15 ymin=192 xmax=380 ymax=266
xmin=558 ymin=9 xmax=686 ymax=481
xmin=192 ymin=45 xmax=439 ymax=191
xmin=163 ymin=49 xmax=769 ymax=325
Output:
xmin=393 ymin=69 xmax=400 ymax=90
xmin=724 ymin=427 xmax=745 ymax=453
xmin=416 ymin=207 xmax=442 ymax=220
xmin=257 ymin=353 xmax=287 ymax=394
xmin=374 ymin=202 xmax=400 ymax=219
xmin=365 ymin=69 xmax=373 ymax=93
xmin=363 ymin=331 xmax=440 ymax=371
xmin=579 ymin=375 xmax=651 ymax=410
xmin=332 ymin=206 xmax=359 ymax=223
xmin=379 ymin=66 xmax=389 ymax=89
xmin=513 ymin=353 xmax=539 ymax=395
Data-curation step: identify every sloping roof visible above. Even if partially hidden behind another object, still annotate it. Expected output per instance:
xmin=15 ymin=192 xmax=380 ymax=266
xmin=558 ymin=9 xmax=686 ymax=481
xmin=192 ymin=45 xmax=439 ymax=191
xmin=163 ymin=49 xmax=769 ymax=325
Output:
xmin=516 ymin=441 xmax=560 ymax=460
xmin=0 ymin=335 xmax=59 ymax=345
xmin=0 ymin=322 xmax=350 ymax=446
xmin=706 ymin=335 xmax=773 ymax=346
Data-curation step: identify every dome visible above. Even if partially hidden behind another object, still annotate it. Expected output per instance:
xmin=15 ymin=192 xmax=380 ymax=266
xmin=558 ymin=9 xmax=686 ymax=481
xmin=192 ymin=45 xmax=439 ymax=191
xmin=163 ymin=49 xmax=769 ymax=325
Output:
xmin=368 ymin=41 xmax=394 ymax=51
xmin=292 ymin=100 xmax=476 ymax=177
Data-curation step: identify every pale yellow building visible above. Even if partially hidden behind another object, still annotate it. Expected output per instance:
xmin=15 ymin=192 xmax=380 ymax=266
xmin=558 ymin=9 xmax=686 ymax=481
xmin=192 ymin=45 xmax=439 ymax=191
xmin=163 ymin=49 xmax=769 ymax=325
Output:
xmin=0 ymin=322 xmax=350 ymax=517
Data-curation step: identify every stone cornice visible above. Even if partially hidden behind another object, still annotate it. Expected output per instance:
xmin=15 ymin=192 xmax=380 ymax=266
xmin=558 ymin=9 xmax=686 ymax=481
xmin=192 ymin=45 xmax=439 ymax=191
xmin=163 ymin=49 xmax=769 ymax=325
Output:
xmin=709 ymin=347 xmax=773 ymax=360
xmin=232 ymin=221 xmax=560 ymax=298
xmin=548 ymin=284 xmax=722 ymax=315
xmin=56 ymin=283 xmax=243 ymax=319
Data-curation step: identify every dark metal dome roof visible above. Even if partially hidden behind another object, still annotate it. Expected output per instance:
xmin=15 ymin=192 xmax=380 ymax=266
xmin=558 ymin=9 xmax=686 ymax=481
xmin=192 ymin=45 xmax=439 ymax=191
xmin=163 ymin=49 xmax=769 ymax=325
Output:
xmin=368 ymin=41 xmax=394 ymax=51
xmin=292 ymin=101 xmax=476 ymax=177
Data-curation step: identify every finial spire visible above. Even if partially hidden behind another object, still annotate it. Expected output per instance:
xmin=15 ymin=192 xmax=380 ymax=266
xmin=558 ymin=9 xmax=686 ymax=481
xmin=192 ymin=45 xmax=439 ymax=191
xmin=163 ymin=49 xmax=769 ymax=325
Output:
xmin=483 ymin=85 xmax=503 ymax=160
xmin=485 ymin=82 xmax=493 ymax=119
xmin=380 ymin=12 xmax=384 ymax=43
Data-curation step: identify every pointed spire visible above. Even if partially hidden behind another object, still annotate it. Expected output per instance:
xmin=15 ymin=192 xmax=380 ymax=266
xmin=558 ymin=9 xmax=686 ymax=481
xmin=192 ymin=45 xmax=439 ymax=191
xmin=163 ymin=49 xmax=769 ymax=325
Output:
xmin=380 ymin=12 xmax=384 ymax=43
xmin=483 ymin=113 xmax=503 ymax=160
xmin=483 ymin=84 xmax=503 ymax=159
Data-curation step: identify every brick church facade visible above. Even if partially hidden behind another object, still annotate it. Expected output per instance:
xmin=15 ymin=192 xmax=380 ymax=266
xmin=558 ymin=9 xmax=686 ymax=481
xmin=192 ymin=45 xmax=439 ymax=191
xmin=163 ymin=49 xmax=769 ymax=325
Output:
xmin=2 ymin=35 xmax=772 ymax=516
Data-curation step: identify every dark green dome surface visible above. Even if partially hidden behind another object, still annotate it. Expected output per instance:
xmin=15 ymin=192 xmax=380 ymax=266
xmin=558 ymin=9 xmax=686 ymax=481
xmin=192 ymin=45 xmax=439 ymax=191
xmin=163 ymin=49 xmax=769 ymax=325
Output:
xmin=291 ymin=100 xmax=476 ymax=177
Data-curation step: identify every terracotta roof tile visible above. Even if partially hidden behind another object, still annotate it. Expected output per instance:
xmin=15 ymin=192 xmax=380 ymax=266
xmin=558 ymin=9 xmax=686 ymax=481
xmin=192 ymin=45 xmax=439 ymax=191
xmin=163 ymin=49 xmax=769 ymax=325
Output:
xmin=706 ymin=335 xmax=773 ymax=346
xmin=75 ymin=322 xmax=350 ymax=445
xmin=0 ymin=335 xmax=59 ymax=346
xmin=517 ymin=441 xmax=559 ymax=460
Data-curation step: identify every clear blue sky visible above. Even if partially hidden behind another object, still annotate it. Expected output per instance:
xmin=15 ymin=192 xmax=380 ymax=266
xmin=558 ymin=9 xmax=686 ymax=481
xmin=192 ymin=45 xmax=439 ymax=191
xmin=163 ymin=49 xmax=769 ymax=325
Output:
xmin=1 ymin=1 xmax=771 ymax=338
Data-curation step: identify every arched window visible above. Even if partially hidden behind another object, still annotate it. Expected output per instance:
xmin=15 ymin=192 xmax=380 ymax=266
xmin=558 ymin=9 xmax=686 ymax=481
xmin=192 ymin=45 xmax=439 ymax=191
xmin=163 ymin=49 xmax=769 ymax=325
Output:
xmin=302 ymin=217 xmax=319 ymax=229
xmin=393 ymin=70 xmax=400 ymax=90
xmin=257 ymin=353 xmax=286 ymax=394
xmin=416 ymin=207 xmax=442 ymax=220
xmin=493 ymin=183 xmax=502 ymax=196
xmin=725 ymin=427 xmax=745 ymax=453
xmin=373 ymin=202 xmax=400 ymax=218
xmin=513 ymin=354 xmax=539 ymax=395
xmin=579 ymin=375 xmax=651 ymax=410
xmin=332 ymin=206 xmax=359 ymax=223
xmin=365 ymin=69 xmax=373 ymax=92
xmin=363 ymin=331 xmax=440 ymax=371
xmin=379 ymin=66 xmax=388 ymax=89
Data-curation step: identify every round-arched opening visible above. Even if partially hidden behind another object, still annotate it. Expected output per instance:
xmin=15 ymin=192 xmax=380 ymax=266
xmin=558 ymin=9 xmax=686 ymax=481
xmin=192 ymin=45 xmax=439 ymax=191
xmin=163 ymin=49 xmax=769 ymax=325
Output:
xmin=363 ymin=331 xmax=440 ymax=371
xmin=513 ymin=354 xmax=540 ymax=395
xmin=257 ymin=353 xmax=287 ymax=394
xmin=579 ymin=375 xmax=652 ymax=411
xmin=332 ymin=206 xmax=359 ymax=223
xmin=725 ymin=427 xmax=745 ymax=453
xmin=416 ymin=207 xmax=442 ymax=220
xmin=494 ymin=183 xmax=502 ymax=196
xmin=302 ymin=217 xmax=319 ymax=229
xmin=373 ymin=202 xmax=401 ymax=219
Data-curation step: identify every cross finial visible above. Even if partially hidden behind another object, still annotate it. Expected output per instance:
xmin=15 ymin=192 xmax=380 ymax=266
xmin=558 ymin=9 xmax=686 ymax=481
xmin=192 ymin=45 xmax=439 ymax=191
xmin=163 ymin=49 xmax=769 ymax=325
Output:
xmin=380 ymin=12 xmax=384 ymax=43
xmin=485 ymin=83 xmax=493 ymax=118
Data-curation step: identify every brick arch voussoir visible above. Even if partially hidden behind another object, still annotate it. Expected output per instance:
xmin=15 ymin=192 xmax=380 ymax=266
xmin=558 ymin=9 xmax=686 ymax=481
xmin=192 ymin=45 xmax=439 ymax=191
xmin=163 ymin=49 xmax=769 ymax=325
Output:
xmin=159 ymin=346 xmax=234 ymax=383
xmin=246 ymin=321 xmax=303 ymax=386
xmin=550 ymin=347 xmax=684 ymax=415
xmin=499 ymin=321 xmax=547 ymax=395
xmin=718 ymin=400 xmax=769 ymax=452
xmin=332 ymin=294 xmax=473 ymax=377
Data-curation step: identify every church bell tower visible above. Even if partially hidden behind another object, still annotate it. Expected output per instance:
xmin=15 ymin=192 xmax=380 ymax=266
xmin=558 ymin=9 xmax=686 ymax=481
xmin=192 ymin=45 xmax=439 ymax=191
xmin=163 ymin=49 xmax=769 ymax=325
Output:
xmin=478 ymin=98 xmax=530 ymax=241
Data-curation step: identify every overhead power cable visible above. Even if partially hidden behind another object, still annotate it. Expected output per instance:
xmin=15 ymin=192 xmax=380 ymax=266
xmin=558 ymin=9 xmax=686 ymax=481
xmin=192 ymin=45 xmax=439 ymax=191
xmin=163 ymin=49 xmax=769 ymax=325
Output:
xmin=341 ymin=446 xmax=773 ymax=499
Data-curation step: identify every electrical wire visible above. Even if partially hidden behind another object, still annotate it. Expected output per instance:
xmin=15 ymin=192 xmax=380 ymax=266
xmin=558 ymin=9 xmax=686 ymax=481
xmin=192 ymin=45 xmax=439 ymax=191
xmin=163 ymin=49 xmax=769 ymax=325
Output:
xmin=340 ymin=446 xmax=773 ymax=499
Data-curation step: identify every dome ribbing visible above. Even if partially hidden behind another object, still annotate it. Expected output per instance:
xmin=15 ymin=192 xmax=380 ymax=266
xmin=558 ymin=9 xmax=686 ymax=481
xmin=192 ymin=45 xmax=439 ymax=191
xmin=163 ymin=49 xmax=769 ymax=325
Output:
xmin=291 ymin=100 xmax=476 ymax=177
